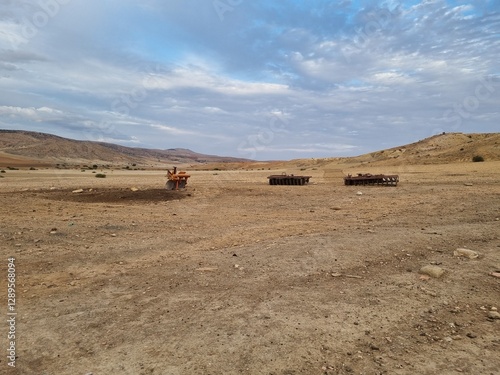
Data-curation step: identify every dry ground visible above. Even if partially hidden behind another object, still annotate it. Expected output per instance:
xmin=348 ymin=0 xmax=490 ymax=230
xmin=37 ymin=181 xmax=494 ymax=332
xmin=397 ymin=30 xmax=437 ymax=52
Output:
xmin=1 ymin=162 xmax=499 ymax=375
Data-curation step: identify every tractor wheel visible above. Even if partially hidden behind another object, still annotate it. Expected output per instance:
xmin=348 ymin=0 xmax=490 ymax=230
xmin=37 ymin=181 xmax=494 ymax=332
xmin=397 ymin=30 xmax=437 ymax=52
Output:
xmin=166 ymin=180 xmax=176 ymax=190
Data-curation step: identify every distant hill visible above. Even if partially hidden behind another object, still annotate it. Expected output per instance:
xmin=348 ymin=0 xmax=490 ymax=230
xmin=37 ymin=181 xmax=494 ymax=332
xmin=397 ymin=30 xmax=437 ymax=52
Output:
xmin=0 ymin=130 xmax=498 ymax=169
xmin=0 ymin=130 xmax=251 ymax=167
xmin=348 ymin=132 xmax=500 ymax=166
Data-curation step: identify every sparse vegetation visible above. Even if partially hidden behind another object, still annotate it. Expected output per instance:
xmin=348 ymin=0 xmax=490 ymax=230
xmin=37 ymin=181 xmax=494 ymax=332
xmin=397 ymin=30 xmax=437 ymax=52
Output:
xmin=1 ymin=170 xmax=5 ymax=173
xmin=472 ymin=155 xmax=484 ymax=162
xmin=7 ymin=166 xmax=19 ymax=170
xmin=29 ymin=167 xmax=37 ymax=170
xmin=92 ymin=164 xmax=98 ymax=169
xmin=95 ymin=173 xmax=106 ymax=178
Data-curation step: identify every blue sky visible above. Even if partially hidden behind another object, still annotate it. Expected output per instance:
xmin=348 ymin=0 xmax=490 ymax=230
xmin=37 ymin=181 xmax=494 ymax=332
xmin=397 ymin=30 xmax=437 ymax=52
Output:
xmin=0 ymin=0 xmax=498 ymax=160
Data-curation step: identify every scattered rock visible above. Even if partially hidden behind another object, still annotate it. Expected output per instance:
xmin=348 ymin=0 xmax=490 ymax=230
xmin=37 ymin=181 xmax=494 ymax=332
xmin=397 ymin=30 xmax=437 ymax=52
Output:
xmin=466 ymin=333 xmax=477 ymax=338
xmin=72 ymin=189 xmax=84 ymax=193
xmin=453 ymin=248 xmax=479 ymax=259
xmin=419 ymin=265 xmax=445 ymax=278
xmin=50 ymin=228 xmax=58 ymax=234
xmin=487 ymin=311 xmax=500 ymax=320
xmin=356 ymin=191 xmax=363 ymax=195
xmin=130 ymin=187 xmax=139 ymax=192
xmin=489 ymin=271 xmax=500 ymax=279
xmin=464 ymin=183 xmax=473 ymax=186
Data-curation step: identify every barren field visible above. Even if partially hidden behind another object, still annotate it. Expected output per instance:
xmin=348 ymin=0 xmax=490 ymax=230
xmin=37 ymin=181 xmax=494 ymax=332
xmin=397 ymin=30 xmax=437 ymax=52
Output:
xmin=1 ymin=162 xmax=499 ymax=375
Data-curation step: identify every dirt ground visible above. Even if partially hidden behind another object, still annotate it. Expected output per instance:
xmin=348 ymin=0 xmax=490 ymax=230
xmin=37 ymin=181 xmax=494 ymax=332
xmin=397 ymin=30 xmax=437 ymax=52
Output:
xmin=1 ymin=162 xmax=499 ymax=375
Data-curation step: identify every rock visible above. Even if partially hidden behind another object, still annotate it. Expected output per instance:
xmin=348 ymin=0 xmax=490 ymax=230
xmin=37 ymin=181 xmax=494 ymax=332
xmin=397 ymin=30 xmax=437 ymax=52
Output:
xmin=453 ymin=248 xmax=479 ymax=259
xmin=50 ymin=228 xmax=57 ymax=234
xmin=489 ymin=271 xmax=500 ymax=279
xmin=130 ymin=187 xmax=139 ymax=192
xmin=466 ymin=333 xmax=477 ymax=338
xmin=72 ymin=189 xmax=84 ymax=193
xmin=356 ymin=191 xmax=363 ymax=195
xmin=464 ymin=183 xmax=473 ymax=186
xmin=419 ymin=265 xmax=445 ymax=278
xmin=487 ymin=311 xmax=500 ymax=320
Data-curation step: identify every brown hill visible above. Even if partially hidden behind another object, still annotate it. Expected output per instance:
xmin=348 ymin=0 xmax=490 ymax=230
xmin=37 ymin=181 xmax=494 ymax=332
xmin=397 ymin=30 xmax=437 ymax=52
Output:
xmin=0 ymin=130 xmax=498 ymax=170
xmin=350 ymin=132 xmax=500 ymax=166
xmin=195 ymin=132 xmax=499 ymax=171
xmin=0 ymin=130 xmax=250 ymax=167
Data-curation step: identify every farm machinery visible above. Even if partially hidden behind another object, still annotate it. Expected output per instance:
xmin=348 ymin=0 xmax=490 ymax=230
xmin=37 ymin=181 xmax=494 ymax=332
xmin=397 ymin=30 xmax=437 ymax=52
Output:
xmin=344 ymin=173 xmax=399 ymax=186
xmin=166 ymin=166 xmax=190 ymax=190
xmin=267 ymin=173 xmax=311 ymax=185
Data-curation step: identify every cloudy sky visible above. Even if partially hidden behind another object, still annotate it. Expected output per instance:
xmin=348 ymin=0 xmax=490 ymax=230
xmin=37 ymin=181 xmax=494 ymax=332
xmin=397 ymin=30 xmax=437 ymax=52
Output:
xmin=0 ymin=0 xmax=498 ymax=160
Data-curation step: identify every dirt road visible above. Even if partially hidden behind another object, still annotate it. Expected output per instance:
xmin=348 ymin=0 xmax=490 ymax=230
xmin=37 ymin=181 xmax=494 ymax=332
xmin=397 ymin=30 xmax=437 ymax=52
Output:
xmin=1 ymin=162 xmax=499 ymax=374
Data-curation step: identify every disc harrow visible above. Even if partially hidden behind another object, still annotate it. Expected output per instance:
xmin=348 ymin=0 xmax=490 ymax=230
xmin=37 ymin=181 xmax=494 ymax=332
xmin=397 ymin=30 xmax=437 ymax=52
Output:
xmin=344 ymin=173 xmax=398 ymax=186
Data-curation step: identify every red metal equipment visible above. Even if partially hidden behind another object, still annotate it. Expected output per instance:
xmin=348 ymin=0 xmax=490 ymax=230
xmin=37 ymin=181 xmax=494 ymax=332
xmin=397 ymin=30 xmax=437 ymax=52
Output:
xmin=166 ymin=166 xmax=190 ymax=190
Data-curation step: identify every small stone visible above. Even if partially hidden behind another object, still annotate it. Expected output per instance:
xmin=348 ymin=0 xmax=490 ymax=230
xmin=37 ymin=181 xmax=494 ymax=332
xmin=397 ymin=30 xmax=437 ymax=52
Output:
xmin=453 ymin=248 xmax=479 ymax=259
xmin=130 ymin=187 xmax=139 ymax=192
xmin=110 ymin=234 xmax=117 ymax=237
xmin=419 ymin=265 xmax=445 ymax=278
xmin=466 ymin=333 xmax=477 ymax=338
xmin=487 ymin=311 xmax=500 ymax=320
xmin=356 ymin=191 xmax=363 ymax=195
xmin=72 ymin=189 xmax=84 ymax=193
xmin=444 ymin=337 xmax=453 ymax=342
xmin=464 ymin=183 xmax=473 ymax=186
xmin=491 ymin=307 xmax=498 ymax=311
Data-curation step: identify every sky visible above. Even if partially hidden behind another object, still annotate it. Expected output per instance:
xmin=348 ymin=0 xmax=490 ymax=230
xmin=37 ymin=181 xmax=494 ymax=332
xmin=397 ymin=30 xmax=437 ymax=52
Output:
xmin=0 ymin=0 xmax=499 ymax=160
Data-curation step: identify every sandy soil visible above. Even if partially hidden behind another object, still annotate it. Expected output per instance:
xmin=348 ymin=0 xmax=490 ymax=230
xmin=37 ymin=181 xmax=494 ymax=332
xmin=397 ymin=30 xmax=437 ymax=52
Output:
xmin=1 ymin=162 xmax=499 ymax=375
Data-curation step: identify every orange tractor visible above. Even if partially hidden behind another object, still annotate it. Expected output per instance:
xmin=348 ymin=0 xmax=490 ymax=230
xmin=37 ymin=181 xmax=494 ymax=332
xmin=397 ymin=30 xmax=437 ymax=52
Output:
xmin=166 ymin=166 xmax=190 ymax=190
